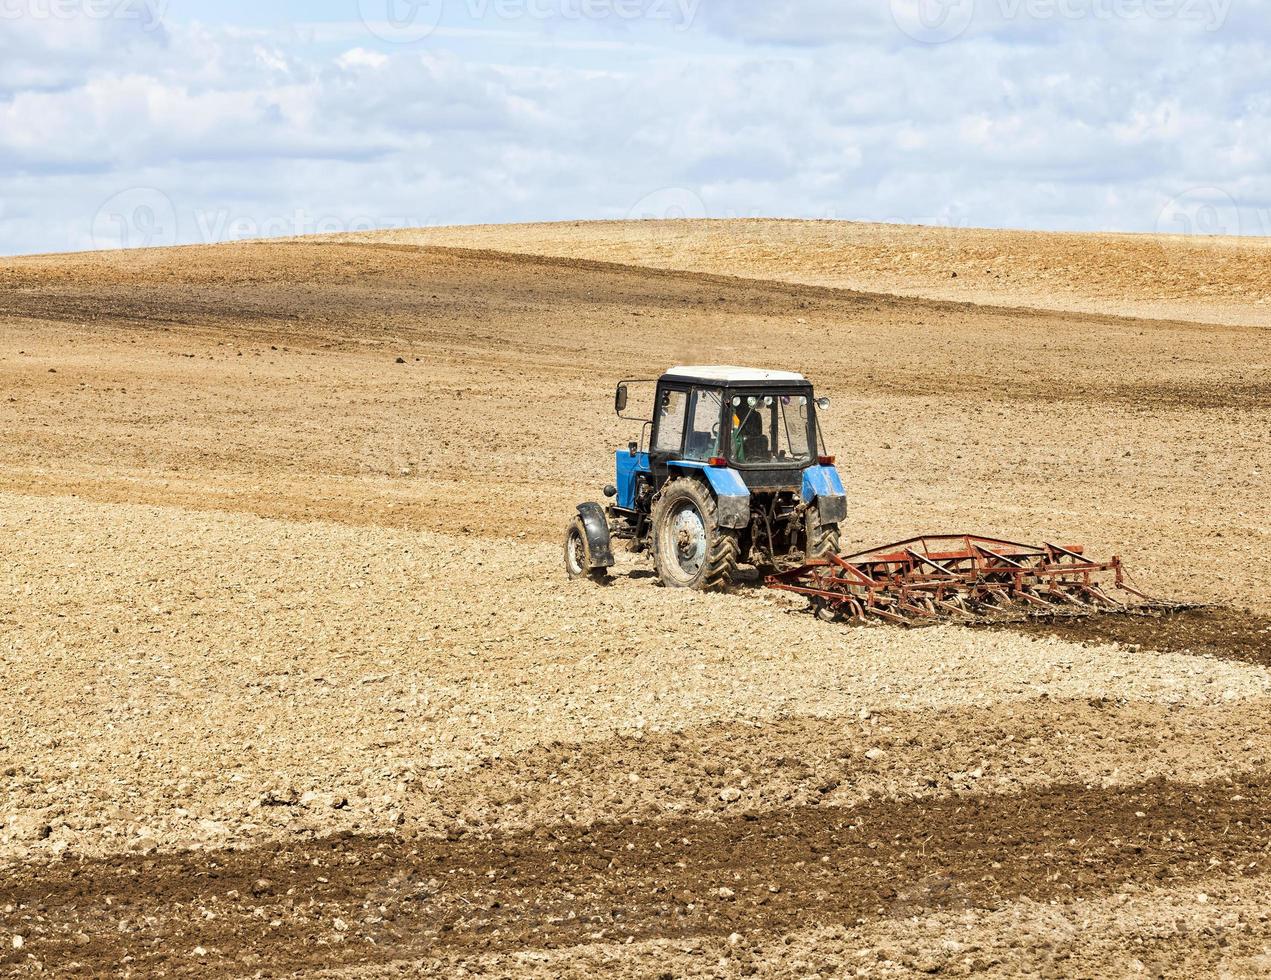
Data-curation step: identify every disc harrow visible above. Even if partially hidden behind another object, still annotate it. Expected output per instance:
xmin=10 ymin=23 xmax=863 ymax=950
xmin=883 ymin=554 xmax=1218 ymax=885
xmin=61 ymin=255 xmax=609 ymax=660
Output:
xmin=767 ymin=534 xmax=1189 ymax=627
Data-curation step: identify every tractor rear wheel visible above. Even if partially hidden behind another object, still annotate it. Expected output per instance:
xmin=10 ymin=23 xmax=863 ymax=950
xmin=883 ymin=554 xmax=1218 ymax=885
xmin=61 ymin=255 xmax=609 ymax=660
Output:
xmin=805 ymin=503 xmax=841 ymax=561
xmin=651 ymin=478 xmax=739 ymax=591
xmin=564 ymin=518 xmax=609 ymax=583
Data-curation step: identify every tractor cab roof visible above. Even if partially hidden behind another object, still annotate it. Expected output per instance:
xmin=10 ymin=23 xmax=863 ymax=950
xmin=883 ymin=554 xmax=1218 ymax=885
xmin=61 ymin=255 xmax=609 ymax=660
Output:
xmin=661 ymin=366 xmax=808 ymax=388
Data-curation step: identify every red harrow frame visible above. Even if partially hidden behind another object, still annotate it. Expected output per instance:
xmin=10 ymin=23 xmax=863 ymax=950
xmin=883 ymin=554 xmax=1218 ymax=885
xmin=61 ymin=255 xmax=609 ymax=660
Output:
xmin=768 ymin=535 xmax=1186 ymax=627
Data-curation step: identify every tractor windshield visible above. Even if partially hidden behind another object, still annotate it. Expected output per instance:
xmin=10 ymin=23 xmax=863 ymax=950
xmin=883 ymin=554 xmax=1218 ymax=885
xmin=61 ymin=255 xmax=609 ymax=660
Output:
xmin=729 ymin=391 xmax=814 ymax=467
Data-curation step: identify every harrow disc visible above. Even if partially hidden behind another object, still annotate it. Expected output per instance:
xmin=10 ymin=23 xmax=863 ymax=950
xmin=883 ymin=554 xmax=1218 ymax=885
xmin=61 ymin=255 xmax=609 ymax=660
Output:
xmin=767 ymin=534 xmax=1190 ymax=627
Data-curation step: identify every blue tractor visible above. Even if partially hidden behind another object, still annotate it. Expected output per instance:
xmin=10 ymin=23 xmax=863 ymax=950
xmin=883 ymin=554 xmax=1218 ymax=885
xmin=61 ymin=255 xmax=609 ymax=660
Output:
xmin=565 ymin=366 xmax=847 ymax=590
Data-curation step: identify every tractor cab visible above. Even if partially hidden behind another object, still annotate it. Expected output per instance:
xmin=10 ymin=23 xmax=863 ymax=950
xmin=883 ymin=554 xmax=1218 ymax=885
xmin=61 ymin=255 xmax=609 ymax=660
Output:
xmin=566 ymin=367 xmax=848 ymax=591
xmin=644 ymin=367 xmax=825 ymax=482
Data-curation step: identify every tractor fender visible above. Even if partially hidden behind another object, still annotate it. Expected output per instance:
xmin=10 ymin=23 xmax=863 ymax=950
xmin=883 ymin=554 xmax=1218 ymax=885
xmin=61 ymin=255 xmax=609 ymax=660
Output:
xmin=667 ymin=461 xmax=751 ymax=529
xmin=575 ymin=502 xmax=615 ymax=569
xmin=801 ymin=465 xmax=848 ymax=526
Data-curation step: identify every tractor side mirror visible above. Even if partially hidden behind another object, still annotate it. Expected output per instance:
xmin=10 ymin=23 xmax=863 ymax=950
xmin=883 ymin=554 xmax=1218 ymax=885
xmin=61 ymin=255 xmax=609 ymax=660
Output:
xmin=816 ymin=397 xmax=831 ymax=411
xmin=615 ymin=384 xmax=629 ymax=414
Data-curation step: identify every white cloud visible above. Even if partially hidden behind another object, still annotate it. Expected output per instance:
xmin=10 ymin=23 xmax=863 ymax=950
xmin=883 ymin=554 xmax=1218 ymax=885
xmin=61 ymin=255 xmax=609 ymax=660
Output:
xmin=335 ymin=47 xmax=389 ymax=70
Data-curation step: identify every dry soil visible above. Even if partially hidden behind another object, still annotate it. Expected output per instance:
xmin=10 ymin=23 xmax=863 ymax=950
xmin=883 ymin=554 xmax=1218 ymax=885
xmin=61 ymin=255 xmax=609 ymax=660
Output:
xmin=0 ymin=221 xmax=1268 ymax=977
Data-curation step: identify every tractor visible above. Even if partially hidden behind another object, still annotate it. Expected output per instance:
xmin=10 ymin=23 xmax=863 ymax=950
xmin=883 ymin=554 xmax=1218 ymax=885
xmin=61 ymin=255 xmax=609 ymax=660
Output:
xmin=564 ymin=366 xmax=847 ymax=590
xmin=565 ymin=368 xmax=1185 ymax=624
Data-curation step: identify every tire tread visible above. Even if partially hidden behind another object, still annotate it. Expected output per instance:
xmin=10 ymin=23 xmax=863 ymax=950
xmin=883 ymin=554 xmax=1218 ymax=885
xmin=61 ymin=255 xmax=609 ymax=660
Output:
xmin=806 ymin=504 xmax=841 ymax=560
xmin=652 ymin=477 xmax=739 ymax=592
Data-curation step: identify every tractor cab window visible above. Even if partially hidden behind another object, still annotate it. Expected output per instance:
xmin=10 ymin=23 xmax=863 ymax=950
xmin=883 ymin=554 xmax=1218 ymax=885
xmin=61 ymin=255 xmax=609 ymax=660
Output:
xmin=653 ymin=388 xmax=688 ymax=453
xmin=730 ymin=392 xmax=813 ymax=466
xmin=684 ymin=388 xmax=724 ymax=461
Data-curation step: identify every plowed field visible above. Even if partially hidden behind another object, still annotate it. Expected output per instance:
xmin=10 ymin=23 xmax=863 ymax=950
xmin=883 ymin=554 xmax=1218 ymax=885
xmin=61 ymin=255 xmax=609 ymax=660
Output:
xmin=1 ymin=222 xmax=1268 ymax=977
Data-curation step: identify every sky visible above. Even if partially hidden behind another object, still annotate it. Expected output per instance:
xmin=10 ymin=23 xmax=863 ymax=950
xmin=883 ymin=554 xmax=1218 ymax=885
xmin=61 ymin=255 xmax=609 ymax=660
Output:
xmin=0 ymin=0 xmax=1267 ymax=255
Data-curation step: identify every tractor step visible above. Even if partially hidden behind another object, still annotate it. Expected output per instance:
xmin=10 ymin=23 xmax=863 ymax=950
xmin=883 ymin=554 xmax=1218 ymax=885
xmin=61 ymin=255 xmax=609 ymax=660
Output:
xmin=766 ymin=534 xmax=1194 ymax=627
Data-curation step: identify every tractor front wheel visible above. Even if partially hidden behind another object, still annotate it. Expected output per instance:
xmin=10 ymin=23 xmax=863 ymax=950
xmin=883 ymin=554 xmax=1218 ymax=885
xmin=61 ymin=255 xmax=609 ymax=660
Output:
xmin=651 ymin=478 xmax=739 ymax=591
xmin=564 ymin=518 xmax=609 ymax=583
